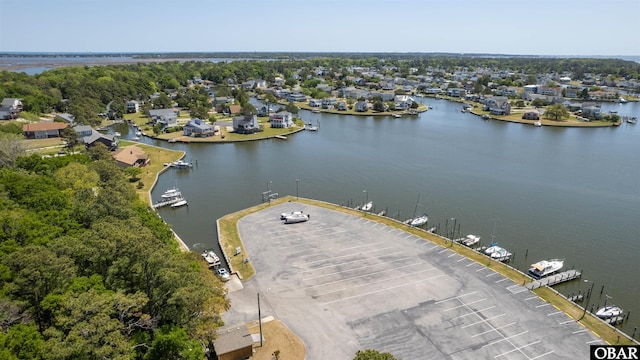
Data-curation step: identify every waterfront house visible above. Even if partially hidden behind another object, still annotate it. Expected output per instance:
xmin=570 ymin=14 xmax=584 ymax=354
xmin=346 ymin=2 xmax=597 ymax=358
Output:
xmin=447 ymin=88 xmax=466 ymax=98
xmin=309 ymin=99 xmax=322 ymax=108
xmin=522 ymin=110 xmax=540 ymax=120
xmin=581 ymin=102 xmax=602 ymax=119
xmin=355 ymin=100 xmax=369 ymax=112
xmin=287 ymin=92 xmax=307 ymax=102
xmin=72 ymin=125 xmax=93 ymax=137
xmin=22 ymin=122 xmax=68 ymax=139
xmin=148 ymin=108 xmax=178 ymax=130
xmin=321 ymin=97 xmax=337 ymax=109
xmin=126 ymin=100 xmax=139 ymax=113
xmin=484 ymin=96 xmax=511 ymax=115
xmin=232 ymin=115 xmax=260 ymax=134
xmin=112 ymin=145 xmax=150 ymax=168
xmin=183 ymin=118 xmax=216 ymax=137
xmin=269 ymin=111 xmax=294 ymax=128
xmin=394 ymin=95 xmax=415 ymax=110
xmin=83 ymin=132 xmax=117 ymax=151
xmin=337 ymin=101 xmax=348 ymax=111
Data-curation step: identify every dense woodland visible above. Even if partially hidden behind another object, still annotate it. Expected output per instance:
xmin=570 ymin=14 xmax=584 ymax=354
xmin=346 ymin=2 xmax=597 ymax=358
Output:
xmin=0 ymin=148 xmax=229 ymax=359
xmin=0 ymin=56 xmax=638 ymax=126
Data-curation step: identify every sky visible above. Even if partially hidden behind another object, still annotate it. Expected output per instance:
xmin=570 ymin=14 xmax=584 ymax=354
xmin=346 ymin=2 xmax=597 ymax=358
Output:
xmin=1 ymin=0 xmax=638 ymax=56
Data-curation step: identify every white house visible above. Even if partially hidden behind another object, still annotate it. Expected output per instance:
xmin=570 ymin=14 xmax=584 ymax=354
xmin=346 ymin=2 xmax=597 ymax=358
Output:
xmin=270 ymin=111 xmax=294 ymax=128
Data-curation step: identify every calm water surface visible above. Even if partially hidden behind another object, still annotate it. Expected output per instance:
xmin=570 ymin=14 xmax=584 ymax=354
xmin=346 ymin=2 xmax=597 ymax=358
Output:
xmin=129 ymin=98 xmax=640 ymax=336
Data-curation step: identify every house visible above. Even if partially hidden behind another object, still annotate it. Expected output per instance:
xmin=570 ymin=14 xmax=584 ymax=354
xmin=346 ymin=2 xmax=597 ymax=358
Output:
xmin=83 ymin=132 xmax=117 ymax=150
xmin=581 ymin=102 xmax=602 ymax=119
xmin=355 ymin=100 xmax=369 ymax=112
xmin=447 ymin=88 xmax=466 ymax=97
xmin=337 ymin=101 xmax=348 ymax=111
xmin=522 ymin=110 xmax=540 ymax=120
xmin=211 ymin=323 xmax=254 ymax=360
xmin=270 ymin=111 xmax=294 ymax=128
xmin=22 ymin=122 xmax=68 ymax=139
xmin=72 ymin=125 xmax=93 ymax=137
xmin=126 ymin=100 xmax=139 ymax=113
xmin=233 ymin=115 xmax=260 ymax=134
xmin=227 ymin=104 xmax=242 ymax=115
xmin=212 ymin=96 xmax=234 ymax=107
xmin=148 ymin=109 xmax=178 ymax=130
xmin=112 ymin=145 xmax=150 ymax=168
xmin=394 ymin=95 xmax=415 ymax=110
xmin=54 ymin=113 xmax=76 ymax=124
xmin=287 ymin=93 xmax=307 ymax=102
xmin=0 ymin=98 xmax=22 ymax=119
xmin=483 ymin=97 xmax=511 ymax=115
xmin=183 ymin=118 xmax=216 ymax=137
xmin=321 ymin=97 xmax=337 ymax=109
xmin=309 ymin=99 xmax=322 ymax=108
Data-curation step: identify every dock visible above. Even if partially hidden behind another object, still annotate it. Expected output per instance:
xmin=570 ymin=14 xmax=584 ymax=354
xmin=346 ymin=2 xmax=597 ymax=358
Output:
xmin=275 ymin=135 xmax=287 ymax=140
xmin=525 ymin=269 xmax=582 ymax=290
xmin=152 ymin=198 xmax=181 ymax=208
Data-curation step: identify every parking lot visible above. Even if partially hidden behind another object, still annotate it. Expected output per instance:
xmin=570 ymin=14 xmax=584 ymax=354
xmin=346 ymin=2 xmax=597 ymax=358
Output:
xmin=222 ymin=202 xmax=603 ymax=359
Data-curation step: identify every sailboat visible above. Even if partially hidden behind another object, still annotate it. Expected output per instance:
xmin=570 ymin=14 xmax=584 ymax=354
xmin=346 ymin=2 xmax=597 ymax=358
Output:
xmin=409 ymin=193 xmax=428 ymax=227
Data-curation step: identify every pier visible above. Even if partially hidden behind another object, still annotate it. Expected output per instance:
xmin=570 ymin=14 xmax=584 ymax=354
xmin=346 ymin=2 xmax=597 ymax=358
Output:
xmin=525 ymin=269 xmax=582 ymax=290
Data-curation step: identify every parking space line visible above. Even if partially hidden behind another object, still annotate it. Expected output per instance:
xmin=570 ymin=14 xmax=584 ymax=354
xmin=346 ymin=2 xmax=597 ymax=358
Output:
xmin=461 ymin=313 xmax=505 ymax=328
xmin=495 ymin=278 xmax=509 ymax=283
xmin=435 ymin=291 xmax=478 ymax=304
xmin=530 ymin=350 xmax=555 ymax=359
xmin=305 ymin=261 xmax=429 ymax=288
xmin=301 ymin=245 xmax=396 ymax=265
xmin=493 ymin=340 xmax=541 ymax=359
xmin=559 ymin=320 xmax=575 ymax=325
xmin=466 ymin=262 xmax=478 ymax=267
xmin=481 ymin=330 xmax=528 ymax=348
xmin=535 ymin=303 xmax=551 ymax=308
xmin=547 ymin=311 xmax=563 ymax=317
xmin=472 ymin=321 xmax=516 ymax=337
xmin=586 ymin=339 xmax=603 ymax=344
xmin=438 ymin=248 xmax=450 ymax=254
xmin=300 ymin=250 xmax=405 ymax=273
xmin=572 ymin=329 xmax=589 ymax=334
xmin=486 ymin=271 xmax=500 ymax=277
xmin=449 ymin=306 xmax=496 ymax=321
xmin=456 ymin=257 xmax=467 ymax=262
xmin=322 ymin=274 xmax=445 ymax=305
xmin=475 ymin=267 xmax=487 ymax=272
xmin=302 ymin=255 xmax=416 ymax=281
xmin=525 ymin=296 xmax=538 ymax=301
xmin=444 ymin=298 xmax=486 ymax=312
xmin=447 ymin=253 xmax=457 ymax=258
xmin=316 ymin=268 xmax=438 ymax=298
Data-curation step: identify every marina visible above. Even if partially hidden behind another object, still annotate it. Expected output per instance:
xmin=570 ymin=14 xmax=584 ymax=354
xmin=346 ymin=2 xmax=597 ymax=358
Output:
xmin=525 ymin=269 xmax=582 ymax=290
xmin=149 ymin=98 xmax=640 ymax=337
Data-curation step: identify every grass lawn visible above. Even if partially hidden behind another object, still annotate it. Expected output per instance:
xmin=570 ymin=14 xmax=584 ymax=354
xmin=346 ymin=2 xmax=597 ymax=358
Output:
xmin=246 ymin=319 xmax=305 ymax=360
xmin=219 ymin=196 xmax=634 ymax=346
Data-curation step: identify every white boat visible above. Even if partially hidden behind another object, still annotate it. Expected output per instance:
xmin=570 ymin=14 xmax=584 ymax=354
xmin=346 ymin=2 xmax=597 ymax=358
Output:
xmin=172 ymin=160 xmax=192 ymax=168
xmin=627 ymin=117 xmax=637 ymax=124
xmin=461 ymin=234 xmax=481 ymax=247
xmin=528 ymin=259 xmax=564 ymax=278
xmin=534 ymin=121 xmax=542 ymax=127
xmin=361 ymin=201 xmax=373 ymax=212
xmin=113 ymin=131 xmax=121 ymax=137
xmin=284 ymin=213 xmax=309 ymax=224
xmin=392 ymin=113 xmax=402 ymax=118
xmin=135 ymin=131 xmax=142 ymax=136
xmin=201 ymin=250 xmax=221 ymax=267
xmin=131 ymin=136 xmax=141 ymax=141
xmin=171 ymin=199 xmax=188 ymax=208
xmin=312 ymin=109 xmax=320 ymax=113
xmin=161 ymin=187 xmax=181 ymax=199
xmin=619 ymin=97 xmax=628 ymax=103
xmin=306 ymin=125 xmax=318 ymax=131
xmin=595 ymin=306 xmax=623 ymax=319
xmin=410 ymin=214 xmax=429 ymax=227
xmin=280 ymin=210 xmax=304 ymax=220
xmin=484 ymin=244 xmax=501 ymax=255
xmin=490 ymin=247 xmax=512 ymax=261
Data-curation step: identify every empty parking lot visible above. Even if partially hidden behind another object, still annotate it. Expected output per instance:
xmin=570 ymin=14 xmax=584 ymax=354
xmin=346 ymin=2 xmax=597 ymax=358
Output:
xmin=222 ymin=202 xmax=603 ymax=359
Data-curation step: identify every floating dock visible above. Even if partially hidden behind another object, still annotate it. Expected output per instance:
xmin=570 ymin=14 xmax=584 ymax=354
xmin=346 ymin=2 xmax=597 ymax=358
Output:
xmin=525 ymin=269 xmax=582 ymax=290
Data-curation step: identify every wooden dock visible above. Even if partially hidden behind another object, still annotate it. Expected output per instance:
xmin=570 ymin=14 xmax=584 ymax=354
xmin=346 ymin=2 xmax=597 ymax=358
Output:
xmin=525 ymin=269 xmax=582 ymax=290
xmin=275 ymin=135 xmax=287 ymax=140
xmin=152 ymin=198 xmax=180 ymax=209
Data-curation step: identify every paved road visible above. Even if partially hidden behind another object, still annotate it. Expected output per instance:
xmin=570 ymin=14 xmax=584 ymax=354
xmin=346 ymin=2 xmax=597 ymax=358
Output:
xmin=222 ymin=202 xmax=603 ymax=359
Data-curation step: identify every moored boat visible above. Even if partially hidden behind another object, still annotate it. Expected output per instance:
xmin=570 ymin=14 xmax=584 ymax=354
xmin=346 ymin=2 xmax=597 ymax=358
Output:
xmin=171 ymin=199 xmax=188 ymax=208
xmin=161 ymin=187 xmax=181 ymax=199
xmin=361 ymin=201 xmax=373 ymax=212
xmin=595 ymin=305 xmax=623 ymax=319
xmin=202 ymin=250 xmax=221 ymax=267
xmin=461 ymin=234 xmax=481 ymax=247
xmin=280 ymin=211 xmax=304 ymax=220
xmin=410 ymin=214 xmax=429 ymax=227
xmin=528 ymin=259 xmax=564 ymax=278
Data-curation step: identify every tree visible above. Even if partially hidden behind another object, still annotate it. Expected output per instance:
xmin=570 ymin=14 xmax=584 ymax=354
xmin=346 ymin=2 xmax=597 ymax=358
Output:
xmin=543 ymin=104 xmax=570 ymax=121
xmin=124 ymin=166 xmax=142 ymax=182
xmin=59 ymin=127 xmax=80 ymax=150
xmin=0 ymin=133 xmax=25 ymax=168
xmin=354 ymin=349 xmax=398 ymax=360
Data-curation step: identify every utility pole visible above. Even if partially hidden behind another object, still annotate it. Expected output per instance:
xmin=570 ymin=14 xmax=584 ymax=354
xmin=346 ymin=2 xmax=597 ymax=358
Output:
xmin=257 ymin=293 xmax=263 ymax=347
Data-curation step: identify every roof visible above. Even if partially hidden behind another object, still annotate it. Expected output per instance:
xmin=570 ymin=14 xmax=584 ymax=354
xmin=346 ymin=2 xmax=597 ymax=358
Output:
xmin=22 ymin=122 xmax=68 ymax=132
xmin=185 ymin=118 xmax=214 ymax=130
xmin=73 ymin=125 xmax=93 ymax=133
xmin=228 ymin=104 xmax=242 ymax=114
xmin=83 ymin=132 xmax=114 ymax=145
xmin=113 ymin=145 xmax=148 ymax=166
xmin=213 ymin=323 xmax=253 ymax=355
xmin=1 ymin=98 xmax=21 ymax=107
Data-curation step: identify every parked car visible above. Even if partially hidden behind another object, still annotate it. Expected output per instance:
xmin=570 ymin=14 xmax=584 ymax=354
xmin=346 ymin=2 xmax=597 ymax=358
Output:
xmin=216 ymin=267 xmax=230 ymax=281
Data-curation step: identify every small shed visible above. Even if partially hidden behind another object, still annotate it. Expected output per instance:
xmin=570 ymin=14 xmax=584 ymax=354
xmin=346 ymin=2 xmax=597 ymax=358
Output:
xmin=212 ymin=323 xmax=254 ymax=360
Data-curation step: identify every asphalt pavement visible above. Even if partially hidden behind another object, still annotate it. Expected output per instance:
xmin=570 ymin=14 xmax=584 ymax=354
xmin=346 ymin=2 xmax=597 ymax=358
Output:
xmin=222 ymin=202 xmax=603 ymax=359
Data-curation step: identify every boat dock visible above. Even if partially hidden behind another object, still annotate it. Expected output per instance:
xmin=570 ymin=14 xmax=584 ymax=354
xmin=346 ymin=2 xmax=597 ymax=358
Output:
xmin=153 ymin=198 xmax=181 ymax=208
xmin=525 ymin=269 xmax=582 ymax=290
xmin=275 ymin=135 xmax=287 ymax=140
